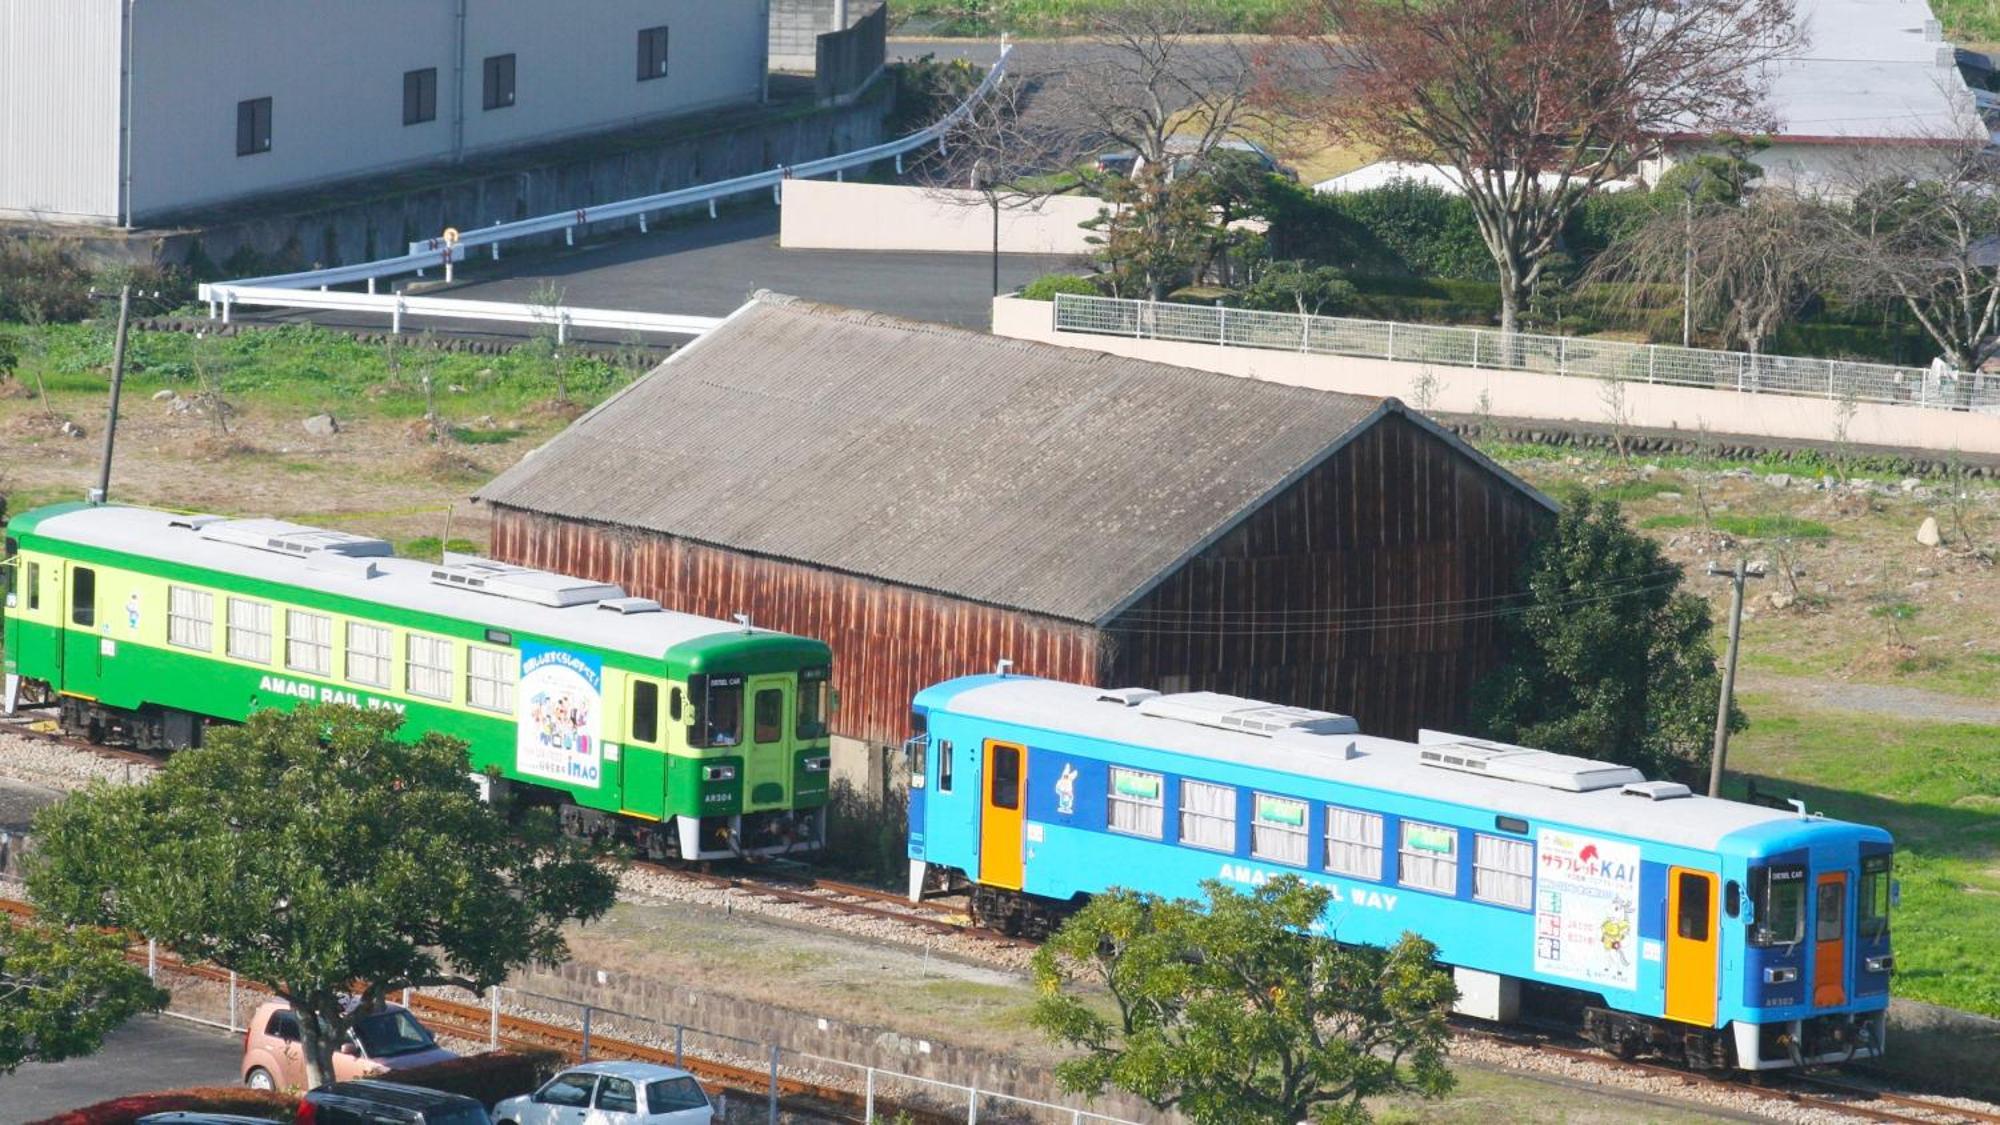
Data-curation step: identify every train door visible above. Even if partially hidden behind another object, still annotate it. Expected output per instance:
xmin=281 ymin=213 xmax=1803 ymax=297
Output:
xmin=1813 ymin=872 xmax=1848 ymax=1007
xmin=619 ymin=678 xmax=668 ymax=821
xmin=1665 ymin=868 xmax=1719 ymax=1027
xmin=59 ymin=564 xmax=102 ymax=698
xmin=980 ymin=740 xmax=1026 ymax=890
xmin=743 ymin=675 xmax=791 ymax=811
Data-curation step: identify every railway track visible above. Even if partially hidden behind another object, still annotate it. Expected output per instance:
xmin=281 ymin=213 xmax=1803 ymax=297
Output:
xmin=649 ymin=860 xmax=1040 ymax=950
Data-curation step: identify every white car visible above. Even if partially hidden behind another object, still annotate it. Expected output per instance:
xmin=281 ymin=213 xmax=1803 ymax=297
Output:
xmin=494 ymin=1062 xmax=713 ymax=1125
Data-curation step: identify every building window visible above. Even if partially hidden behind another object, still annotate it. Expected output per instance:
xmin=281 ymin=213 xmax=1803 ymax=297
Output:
xmin=1325 ymin=806 xmax=1384 ymax=879
xmin=403 ymin=67 xmax=438 ymax=126
xmin=637 ymin=26 xmax=670 ymax=81
xmin=226 ymin=598 xmax=272 ymax=664
xmin=482 ymin=53 xmax=516 ymax=111
xmin=1251 ymin=793 xmax=1309 ymax=867
xmin=345 ymin=622 xmax=391 ymax=688
xmin=1179 ymin=780 xmax=1236 ymax=852
xmin=167 ymin=586 xmax=213 ymax=651
xmin=1473 ymin=833 xmax=1534 ymax=908
xmin=236 ymin=97 xmax=272 ymax=156
xmin=1398 ymin=820 xmax=1459 ymax=895
xmin=406 ymin=634 xmax=454 ymax=701
xmin=467 ymin=645 xmax=516 ymax=714
xmin=1107 ymin=767 xmax=1163 ymax=839
xmin=631 ymin=680 xmax=660 ymax=743
xmin=285 ymin=610 xmax=332 ymax=677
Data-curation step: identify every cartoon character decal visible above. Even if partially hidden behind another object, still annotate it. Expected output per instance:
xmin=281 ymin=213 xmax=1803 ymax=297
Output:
xmin=1054 ymin=762 xmax=1079 ymax=816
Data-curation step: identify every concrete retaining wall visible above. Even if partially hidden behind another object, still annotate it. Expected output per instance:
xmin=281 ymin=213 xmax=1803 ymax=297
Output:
xmin=771 ymin=0 xmax=883 ymax=72
xmin=992 ymin=297 xmax=2000 ymax=457
xmin=782 ymin=180 xmax=1102 ymax=255
xmin=816 ymin=3 xmax=887 ymax=104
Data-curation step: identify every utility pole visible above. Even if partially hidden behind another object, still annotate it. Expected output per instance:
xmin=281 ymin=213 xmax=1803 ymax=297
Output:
xmin=1706 ymin=559 xmax=1762 ymax=798
xmin=92 ymin=284 xmax=134 ymax=505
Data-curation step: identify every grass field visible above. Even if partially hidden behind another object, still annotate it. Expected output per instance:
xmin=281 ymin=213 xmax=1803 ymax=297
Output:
xmin=894 ymin=0 xmax=1298 ymax=35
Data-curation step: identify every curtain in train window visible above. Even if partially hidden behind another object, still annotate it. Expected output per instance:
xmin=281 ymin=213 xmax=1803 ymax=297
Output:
xmin=1473 ymin=833 xmax=1534 ymax=907
xmin=1325 ymin=806 xmax=1384 ymax=879
xmin=226 ymin=598 xmax=272 ymax=664
xmin=1398 ymin=820 xmax=1459 ymax=894
xmin=167 ymin=586 xmax=214 ymax=651
xmin=1179 ymin=780 xmax=1236 ymax=852
xmin=1107 ymin=768 xmax=1163 ymax=838
xmin=1251 ymin=794 xmax=1308 ymax=866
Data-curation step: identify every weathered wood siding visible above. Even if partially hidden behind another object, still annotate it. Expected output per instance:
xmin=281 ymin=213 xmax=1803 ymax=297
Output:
xmin=487 ymin=508 xmax=1100 ymax=748
xmin=1102 ymin=414 xmax=1548 ymax=739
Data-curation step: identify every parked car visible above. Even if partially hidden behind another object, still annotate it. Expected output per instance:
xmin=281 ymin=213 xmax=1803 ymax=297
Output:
xmin=242 ymin=999 xmax=457 ymax=1091
xmin=1093 ymin=137 xmax=1299 ymax=182
xmin=138 ymin=1116 xmax=283 ymax=1125
xmin=494 ymin=1062 xmax=713 ymax=1125
xmin=296 ymin=1080 xmax=491 ymax=1125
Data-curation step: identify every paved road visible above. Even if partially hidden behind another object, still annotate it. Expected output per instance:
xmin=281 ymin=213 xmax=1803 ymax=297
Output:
xmin=1 ymin=1017 xmax=247 ymax=1124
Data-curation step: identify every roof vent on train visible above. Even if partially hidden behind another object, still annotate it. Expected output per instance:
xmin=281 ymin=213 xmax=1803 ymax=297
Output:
xmin=1097 ymin=687 xmax=1163 ymax=707
xmin=428 ymin=556 xmax=625 ymax=608
xmin=1136 ymin=692 xmax=1360 ymax=737
xmin=197 ymin=518 xmax=393 ymax=560
xmin=598 ymin=597 xmax=663 ymax=615
xmin=1414 ymin=731 xmax=1645 ymax=792
xmin=1621 ymin=780 xmax=1693 ymax=801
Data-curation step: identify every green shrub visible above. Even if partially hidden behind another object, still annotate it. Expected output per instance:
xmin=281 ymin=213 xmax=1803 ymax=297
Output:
xmin=397 ymin=1049 xmax=567 ymax=1109
xmin=27 ymin=1087 xmax=294 ymax=1125
xmin=825 ymin=777 xmax=908 ymax=885
xmin=1264 ymin=179 xmax=1493 ymax=280
xmin=1019 ymin=273 xmax=1099 ymax=301
xmin=0 ymin=239 xmax=95 ymax=323
xmin=1238 ymin=261 xmax=1358 ymax=315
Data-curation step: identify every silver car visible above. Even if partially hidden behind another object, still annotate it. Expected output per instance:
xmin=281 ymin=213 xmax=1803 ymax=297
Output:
xmin=494 ymin=1062 xmax=712 ymax=1125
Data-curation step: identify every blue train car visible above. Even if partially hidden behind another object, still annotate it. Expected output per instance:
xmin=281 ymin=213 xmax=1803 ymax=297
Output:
xmin=906 ymin=672 xmax=1895 ymax=1070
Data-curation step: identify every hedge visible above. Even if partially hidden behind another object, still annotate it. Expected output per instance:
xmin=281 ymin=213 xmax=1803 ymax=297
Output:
xmin=1019 ymin=273 xmax=1100 ymax=301
xmin=28 ymin=1087 xmax=295 ymax=1125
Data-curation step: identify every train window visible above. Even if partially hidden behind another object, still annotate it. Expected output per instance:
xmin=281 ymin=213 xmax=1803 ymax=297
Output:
xmin=167 ymin=586 xmax=214 ymax=651
xmin=1325 ymin=807 xmax=1384 ymax=879
xmin=1676 ymin=872 xmax=1712 ymax=940
xmin=1749 ymin=864 xmax=1806 ymax=946
xmin=286 ymin=611 xmax=333 ymax=676
xmin=1107 ymin=768 xmax=1164 ymax=838
xmin=1859 ymin=854 xmax=1891 ymax=940
xmin=1398 ymin=821 xmax=1458 ymax=894
xmin=798 ymin=667 xmax=830 ymax=739
xmin=226 ymin=598 xmax=272 ymax=664
xmin=467 ymin=646 xmax=517 ymax=714
xmin=631 ymin=680 xmax=660 ymax=744
xmin=1179 ymin=780 xmax=1236 ymax=852
xmin=406 ymin=633 xmax=454 ymax=700
xmin=0 ymin=538 xmax=11 ymax=602
xmin=1816 ymin=880 xmax=1844 ymax=943
xmin=1494 ymin=815 xmax=1529 ymax=835
xmin=26 ymin=562 xmax=40 ymax=611
xmin=990 ymin=744 xmax=1022 ymax=810
xmin=937 ymin=740 xmax=954 ymax=792
xmin=70 ymin=566 xmax=95 ymax=627
xmin=1251 ymin=794 xmax=1309 ymax=866
xmin=1725 ymin=880 xmax=1741 ymax=918
xmin=345 ymin=622 xmax=392 ymax=688
xmin=669 ymin=687 xmax=683 ymax=722
xmin=754 ymin=689 xmax=784 ymax=744
xmin=1473 ymin=834 xmax=1534 ymax=908
xmin=699 ymin=675 xmax=744 ymax=747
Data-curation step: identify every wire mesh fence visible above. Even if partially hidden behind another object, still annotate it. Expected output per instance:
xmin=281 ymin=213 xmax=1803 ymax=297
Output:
xmin=1051 ymin=293 xmax=2000 ymax=414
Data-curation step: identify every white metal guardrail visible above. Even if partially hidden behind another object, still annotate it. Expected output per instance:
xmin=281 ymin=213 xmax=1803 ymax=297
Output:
xmin=206 ymin=285 xmax=723 ymax=342
xmin=199 ymin=40 xmax=1012 ymax=300
xmin=1052 ymin=292 xmax=2000 ymax=414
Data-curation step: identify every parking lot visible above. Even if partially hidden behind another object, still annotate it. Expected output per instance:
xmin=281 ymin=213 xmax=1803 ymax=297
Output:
xmin=3 ymin=1017 xmax=244 ymax=1124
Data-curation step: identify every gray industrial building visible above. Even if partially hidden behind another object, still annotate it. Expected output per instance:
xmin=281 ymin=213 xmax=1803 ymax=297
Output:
xmin=0 ymin=0 xmax=771 ymax=227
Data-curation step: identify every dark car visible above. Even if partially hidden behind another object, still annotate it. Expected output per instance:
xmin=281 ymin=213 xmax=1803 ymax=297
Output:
xmin=297 ymin=1081 xmax=492 ymax=1125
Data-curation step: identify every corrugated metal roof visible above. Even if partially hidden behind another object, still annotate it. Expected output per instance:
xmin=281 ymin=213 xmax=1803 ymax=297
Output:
xmin=477 ymin=293 xmax=1454 ymax=624
xmin=1758 ymin=0 xmax=1977 ymax=143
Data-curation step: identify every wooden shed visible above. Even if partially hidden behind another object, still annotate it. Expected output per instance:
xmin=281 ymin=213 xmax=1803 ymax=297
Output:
xmin=475 ymin=293 xmax=1555 ymax=767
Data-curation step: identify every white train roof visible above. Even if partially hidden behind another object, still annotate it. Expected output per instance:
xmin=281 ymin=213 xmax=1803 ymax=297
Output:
xmin=924 ymin=676 xmax=1830 ymax=852
xmin=26 ymin=505 xmax=800 ymax=661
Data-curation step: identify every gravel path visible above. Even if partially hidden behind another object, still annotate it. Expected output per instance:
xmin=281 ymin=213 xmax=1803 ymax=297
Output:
xmin=1747 ymin=672 xmax=2000 ymax=726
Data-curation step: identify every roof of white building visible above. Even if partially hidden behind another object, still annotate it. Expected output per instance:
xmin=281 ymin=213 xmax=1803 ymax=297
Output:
xmin=1748 ymin=0 xmax=1977 ymax=144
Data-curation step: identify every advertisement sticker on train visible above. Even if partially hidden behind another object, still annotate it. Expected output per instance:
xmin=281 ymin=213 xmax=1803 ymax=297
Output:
xmin=517 ymin=643 xmax=603 ymax=789
xmin=1533 ymin=829 xmax=1640 ymax=992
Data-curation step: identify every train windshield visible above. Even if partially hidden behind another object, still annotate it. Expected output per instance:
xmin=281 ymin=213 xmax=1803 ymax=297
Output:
xmin=1859 ymin=853 xmax=1892 ymax=940
xmin=798 ymin=666 xmax=831 ymax=739
xmin=1750 ymin=863 xmax=1807 ymax=946
xmin=694 ymin=674 xmax=744 ymax=747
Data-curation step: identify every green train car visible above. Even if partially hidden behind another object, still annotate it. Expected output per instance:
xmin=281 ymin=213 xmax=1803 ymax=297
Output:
xmin=0 ymin=503 xmax=832 ymax=860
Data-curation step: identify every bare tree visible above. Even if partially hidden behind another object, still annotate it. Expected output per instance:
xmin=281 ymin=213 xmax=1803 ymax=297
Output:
xmin=1825 ymin=130 xmax=2000 ymax=387
xmin=1279 ymin=0 xmax=1797 ymax=336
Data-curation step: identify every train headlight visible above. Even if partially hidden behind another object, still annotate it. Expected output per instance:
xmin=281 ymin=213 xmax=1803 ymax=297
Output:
xmin=1763 ymin=966 xmax=1798 ymax=984
xmin=703 ymin=765 xmax=737 ymax=782
xmin=804 ymin=756 xmax=831 ymax=773
xmin=1865 ymin=955 xmax=1894 ymax=973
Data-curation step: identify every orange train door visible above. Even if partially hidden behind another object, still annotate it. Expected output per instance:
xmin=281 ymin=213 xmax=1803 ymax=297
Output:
xmin=979 ymin=740 xmax=1026 ymax=890
xmin=1665 ymin=868 xmax=1719 ymax=1027
xmin=1814 ymin=872 xmax=1848 ymax=1007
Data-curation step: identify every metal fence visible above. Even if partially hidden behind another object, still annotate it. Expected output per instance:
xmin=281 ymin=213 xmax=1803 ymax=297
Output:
xmin=1050 ymin=293 xmax=2000 ymax=414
